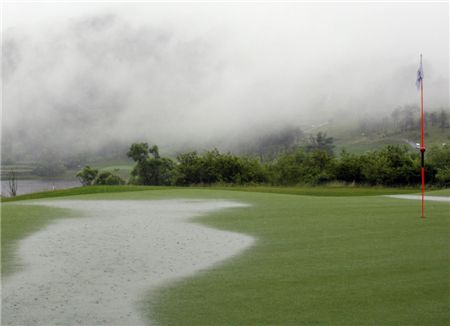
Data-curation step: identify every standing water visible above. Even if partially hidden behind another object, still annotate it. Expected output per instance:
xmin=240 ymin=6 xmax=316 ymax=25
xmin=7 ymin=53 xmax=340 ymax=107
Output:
xmin=2 ymin=199 xmax=254 ymax=325
xmin=0 ymin=179 xmax=81 ymax=197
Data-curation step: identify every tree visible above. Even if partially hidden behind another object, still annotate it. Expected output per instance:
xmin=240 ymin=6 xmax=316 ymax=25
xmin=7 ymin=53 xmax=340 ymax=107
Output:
xmin=269 ymin=147 xmax=336 ymax=185
xmin=306 ymin=132 xmax=335 ymax=156
xmin=76 ymin=166 xmax=99 ymax=186
xmin=8 ymin=170 xmax=18 ymax=197
xmin=127 ymin=143 xmax=150 ymax=163
xmin=439 ymin=110 xmax=449 ymax=129
xmin=174 ymin=149 xmax=268 ymax=186
xmin=428 ymin=145 xmax=450 ymax=186
xmin=303 ymin=150 xmax=336 ymax=184
xmin=128 ymin=143 xmax=174 ymax=185
xmin=174 ymin=152 xmax=202 ymax=185
xmin=391 ymin=107 xmax=401 ymax=129
xmin=361 ymin=145 xmax=417 ymax=186
xmin=335 ymin=150 xmax=364 ymax=183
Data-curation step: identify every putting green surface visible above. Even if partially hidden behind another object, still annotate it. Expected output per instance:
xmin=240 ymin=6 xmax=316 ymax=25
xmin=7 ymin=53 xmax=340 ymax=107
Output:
xmin=2 ymin=187 xmax=448 ymax=325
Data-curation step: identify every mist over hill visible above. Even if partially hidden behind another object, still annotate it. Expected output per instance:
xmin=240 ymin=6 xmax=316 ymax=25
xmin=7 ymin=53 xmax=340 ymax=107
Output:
xmin=2 ymin=3 xmax=449 ymax=163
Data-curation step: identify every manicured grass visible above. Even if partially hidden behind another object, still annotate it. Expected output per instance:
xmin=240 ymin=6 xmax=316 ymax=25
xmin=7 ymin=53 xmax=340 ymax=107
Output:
xmin=208 ymin=185 xmax=420 ymax=197
xmin=426 ymin=188 xmax=450 ymax=196
xmin=1 ymin=184 xmax=424 ymax=203
xmin=0 ymin=185 xmax=171 ymax=202
xmin=144 ymin=190 xmax=448 ymax=325
xmin=1 ymin=187 xmax=448 ymax=324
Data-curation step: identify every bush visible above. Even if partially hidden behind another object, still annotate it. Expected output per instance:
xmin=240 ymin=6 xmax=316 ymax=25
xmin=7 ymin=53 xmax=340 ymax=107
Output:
xmin=435 ymin=168 xmax=450 ymax=186
xmin=174 ymin=149 xmax=268 ymax=185
xmin=93 ymin=171 xmax=125 ymax=185
xmin=428 ymin=145 xmax=450 ymax=186
xmin=76 ymin=165 xmax=99 ymax=186
xmin=118 ymin=142 xmax=450 ymax=187
xmin=269 ymin=148 xmax=336 ymax=185
xmin=360 ymin=145 xmax=418 ymax=186
xmin=335 ymin=150 xmax=364 ymax=183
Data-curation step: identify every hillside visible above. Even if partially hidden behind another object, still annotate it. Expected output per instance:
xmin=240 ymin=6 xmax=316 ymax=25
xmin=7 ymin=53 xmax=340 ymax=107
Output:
xmin=320 ymin=122 xmax=449 ymax=155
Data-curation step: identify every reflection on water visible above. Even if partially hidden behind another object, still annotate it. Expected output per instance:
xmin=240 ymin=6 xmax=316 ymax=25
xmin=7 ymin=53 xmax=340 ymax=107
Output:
xmin=1 ymin=179 xmax=81 ymax=196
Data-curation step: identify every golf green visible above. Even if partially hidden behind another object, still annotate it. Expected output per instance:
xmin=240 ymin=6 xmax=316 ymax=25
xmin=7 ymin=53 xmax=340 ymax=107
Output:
xmin=2 ymin=188 xmax=448 ymax=325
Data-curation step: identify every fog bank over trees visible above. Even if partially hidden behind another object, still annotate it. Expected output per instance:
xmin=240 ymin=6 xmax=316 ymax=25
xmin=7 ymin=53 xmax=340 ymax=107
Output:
xmin=2 ymin=3 xmax=449 ymax=162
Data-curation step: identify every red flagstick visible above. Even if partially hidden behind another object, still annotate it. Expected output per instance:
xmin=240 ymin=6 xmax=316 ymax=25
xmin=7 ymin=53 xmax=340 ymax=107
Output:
xmin=419 ymin=55 xmax=425 ymax=218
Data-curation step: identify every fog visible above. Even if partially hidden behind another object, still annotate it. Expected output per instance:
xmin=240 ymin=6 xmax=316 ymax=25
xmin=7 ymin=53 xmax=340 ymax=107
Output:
xmin=2 ymin=2 xmax=449 ymax=161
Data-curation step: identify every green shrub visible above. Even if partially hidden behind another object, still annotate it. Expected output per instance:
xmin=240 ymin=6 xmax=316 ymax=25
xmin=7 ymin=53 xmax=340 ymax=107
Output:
xmin=128 ymin=144 xmax=175 ymax=186
xmin=93 ymin=171 xmax=125 ymax=185
xmin=76 ymin=165 xmax=99 ymax=186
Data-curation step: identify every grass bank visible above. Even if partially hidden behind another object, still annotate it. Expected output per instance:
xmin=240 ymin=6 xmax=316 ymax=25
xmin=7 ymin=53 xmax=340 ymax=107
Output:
xmin=207 ymin=184 xmax=422 ymax=197
xmin=1 ymin=184 xmax=427 ymax=203
xmin=0 ymin=185 xmax=171 ymax=202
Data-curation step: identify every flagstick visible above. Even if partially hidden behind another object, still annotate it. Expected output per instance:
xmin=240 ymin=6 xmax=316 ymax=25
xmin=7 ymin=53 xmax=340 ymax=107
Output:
xmin=420 ymin=55 xmax=425 ymax=218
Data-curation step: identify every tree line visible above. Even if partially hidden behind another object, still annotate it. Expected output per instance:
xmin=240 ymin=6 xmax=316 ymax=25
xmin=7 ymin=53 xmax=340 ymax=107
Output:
xmin=77 ymin=137 xmax=450 ymax=187
xmin=359 ymin=106 xmax=449 ymax=135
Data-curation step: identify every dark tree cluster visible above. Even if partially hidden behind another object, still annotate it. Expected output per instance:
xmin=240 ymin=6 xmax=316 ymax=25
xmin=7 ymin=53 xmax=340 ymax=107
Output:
xmin=173 ymin=149 xmax=267 ymax=185
xmin=271 ymin=145 xmax=449 ymax=186
xmin=77 ymin=140 xmax=450 ymax=188
xmin=359 ymin=106 xmax=450 ymax=136
xmin=127 ymin=143 xmax=174 ymax=185
xmin=76 ymin=165 xmax=125 ymax=186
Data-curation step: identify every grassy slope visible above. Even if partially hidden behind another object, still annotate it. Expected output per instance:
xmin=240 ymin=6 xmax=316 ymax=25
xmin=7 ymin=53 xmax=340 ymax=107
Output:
xmin=318 ymin=121 xmax=449 ymax=154
xmin=209 ymin=185 xmax=420 ymax=197
xmin=0 ymin=185 xmax=169 ymax=202
xmin=1 ymin=184 xmax=423 ymax=203
xmin=1 ymin=187 xmax=448 ymax=325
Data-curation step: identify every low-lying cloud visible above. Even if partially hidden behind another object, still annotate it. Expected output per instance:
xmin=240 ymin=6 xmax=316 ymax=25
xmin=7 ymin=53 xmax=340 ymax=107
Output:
xmin=2 ymin=3 xmax=449 ymax=161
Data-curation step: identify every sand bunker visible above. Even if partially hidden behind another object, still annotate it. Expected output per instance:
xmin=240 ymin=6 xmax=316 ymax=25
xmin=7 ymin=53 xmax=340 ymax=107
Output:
xmin=384 ymin=195 xmax=450 ymax=202
xmin=2 ymin=199 xmax=254 ymax=325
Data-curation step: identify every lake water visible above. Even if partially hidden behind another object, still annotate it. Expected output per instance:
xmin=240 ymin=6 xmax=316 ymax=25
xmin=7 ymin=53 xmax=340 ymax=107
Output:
xmin=1 ymin=179 xmax=81 ymax=197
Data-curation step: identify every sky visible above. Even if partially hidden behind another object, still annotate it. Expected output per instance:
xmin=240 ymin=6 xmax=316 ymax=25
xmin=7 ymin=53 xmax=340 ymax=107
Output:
xmin=2 ymin=1 xmax=449 ymax=160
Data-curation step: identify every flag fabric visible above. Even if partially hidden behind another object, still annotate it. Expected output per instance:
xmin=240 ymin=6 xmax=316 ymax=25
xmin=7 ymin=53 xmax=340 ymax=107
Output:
xmin=416 ymin=56 xmax=424 ymax=90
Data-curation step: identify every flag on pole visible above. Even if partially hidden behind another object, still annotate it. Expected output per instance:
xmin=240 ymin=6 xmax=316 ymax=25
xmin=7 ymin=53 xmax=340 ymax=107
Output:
xmin=416 ymin=55 xmax=424 ymax=90
xmin=416 ymin=54 xmax=425 ymax=218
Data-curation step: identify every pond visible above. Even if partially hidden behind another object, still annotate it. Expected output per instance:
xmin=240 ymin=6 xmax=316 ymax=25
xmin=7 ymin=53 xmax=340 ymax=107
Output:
xmin=1 ymin=179 xmax=81 ymax=197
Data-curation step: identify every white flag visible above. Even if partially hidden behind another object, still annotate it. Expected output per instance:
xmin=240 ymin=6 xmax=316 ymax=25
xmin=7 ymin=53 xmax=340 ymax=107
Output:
xmin=416 ymin=56 xmax=423 ymax=90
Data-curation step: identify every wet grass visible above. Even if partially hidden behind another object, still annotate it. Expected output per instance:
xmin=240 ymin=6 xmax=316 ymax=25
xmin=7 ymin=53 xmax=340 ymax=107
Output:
xmin=1 ymin=204 xmax=73 ymax=276
xmin=1 ymin=187 xmax=448 ymax=324
xmin=208 ymin=185 xmax=421 ymax=197
xmin=145 ymin=190 xmax=449 ymax=325
xmin=1 ymin=184 xmax=426 ymax=203
xmin=0 ymin=185 xmax=169 ymax=202
xmin=425 ymin=188 xmax=450 ymax=196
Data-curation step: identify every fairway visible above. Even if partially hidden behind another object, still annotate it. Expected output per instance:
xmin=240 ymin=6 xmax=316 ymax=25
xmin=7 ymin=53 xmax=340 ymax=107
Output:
xmin=1 ymin=188 xmax=448 ymax=325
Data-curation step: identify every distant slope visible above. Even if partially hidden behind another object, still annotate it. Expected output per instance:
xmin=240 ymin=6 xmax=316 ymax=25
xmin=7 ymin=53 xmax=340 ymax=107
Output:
xmin=312 ymin=119 xmax=449 ymax=155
